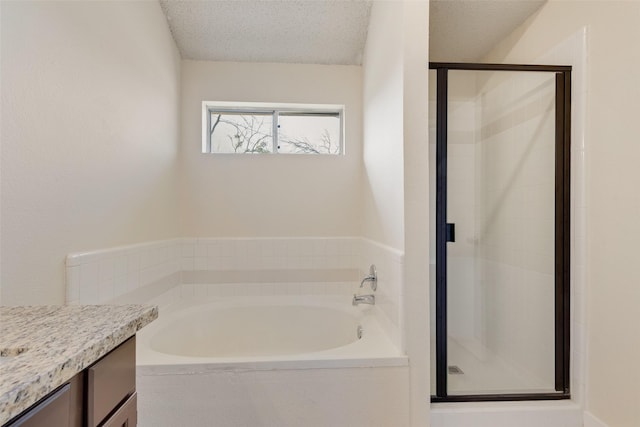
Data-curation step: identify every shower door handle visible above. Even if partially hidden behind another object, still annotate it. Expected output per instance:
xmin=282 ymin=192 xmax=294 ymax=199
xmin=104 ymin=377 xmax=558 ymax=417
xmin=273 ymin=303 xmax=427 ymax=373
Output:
xmin=446 ymin=223 xmax=455 ymax=243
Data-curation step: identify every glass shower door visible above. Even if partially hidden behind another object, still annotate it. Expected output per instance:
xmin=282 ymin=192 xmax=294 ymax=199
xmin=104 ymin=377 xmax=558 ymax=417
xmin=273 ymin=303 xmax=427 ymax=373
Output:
xmin=431 ymin=64 xmax=571 ymax=400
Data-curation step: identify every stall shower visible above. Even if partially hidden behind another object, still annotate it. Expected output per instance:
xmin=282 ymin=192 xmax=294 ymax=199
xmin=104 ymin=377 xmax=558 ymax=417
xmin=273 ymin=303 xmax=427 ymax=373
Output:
xmin=429 ymin=63 xmax=571 ymax=401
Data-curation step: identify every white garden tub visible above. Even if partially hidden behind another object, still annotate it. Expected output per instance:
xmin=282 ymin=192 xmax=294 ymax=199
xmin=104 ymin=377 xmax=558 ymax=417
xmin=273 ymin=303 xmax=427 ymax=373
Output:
xmin=137 ymin=294 xmax=405 ymax=370
xmin=136 ymin=292 xmax=410 ymax=427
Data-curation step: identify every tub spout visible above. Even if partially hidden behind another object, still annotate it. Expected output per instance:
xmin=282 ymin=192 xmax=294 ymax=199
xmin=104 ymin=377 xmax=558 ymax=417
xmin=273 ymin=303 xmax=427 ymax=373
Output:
xmin=352 ymin=294 xmax=375 ymax=306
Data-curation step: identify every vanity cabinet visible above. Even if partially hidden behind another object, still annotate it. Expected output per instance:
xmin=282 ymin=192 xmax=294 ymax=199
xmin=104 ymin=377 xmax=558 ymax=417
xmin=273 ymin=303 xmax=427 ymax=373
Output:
xmin=3 ymin=337 xmax=137 ymax=427
xmin=87 ymin=337 xmax=136 ymax=427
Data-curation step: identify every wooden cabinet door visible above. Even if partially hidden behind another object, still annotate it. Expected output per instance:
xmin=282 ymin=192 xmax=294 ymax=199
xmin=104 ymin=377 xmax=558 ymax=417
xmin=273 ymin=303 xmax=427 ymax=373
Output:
xmin=102 ymin=393 xmax=137 ymax=427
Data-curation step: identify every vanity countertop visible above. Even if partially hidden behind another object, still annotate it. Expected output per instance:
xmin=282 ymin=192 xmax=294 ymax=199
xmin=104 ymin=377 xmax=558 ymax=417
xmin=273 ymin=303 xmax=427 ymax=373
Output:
xmin=0 ymin=304 xmax=157 ymax=425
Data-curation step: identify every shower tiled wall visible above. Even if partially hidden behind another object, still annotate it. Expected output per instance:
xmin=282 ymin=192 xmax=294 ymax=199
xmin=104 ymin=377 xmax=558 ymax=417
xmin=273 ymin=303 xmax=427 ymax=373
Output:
xmin=475 ymin=69 xmax=558 ymax=387
xmin=433 ymin=29 xmax=587 ymax=399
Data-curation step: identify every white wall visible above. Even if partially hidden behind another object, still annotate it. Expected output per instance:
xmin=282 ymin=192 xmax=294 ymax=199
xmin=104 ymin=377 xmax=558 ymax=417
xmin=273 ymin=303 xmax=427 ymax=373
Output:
xmin=484 ymin=2 xmax=640 ymax=426
xmin=363 ymin=2 xmax=430 ymax=425
xmin=179 ymin=61 xmax=362 ymax=238
xmin=362 ymin=3 xmax=405 ymax=250
xmin=401 ymin=2 xmax=431 ymax=425
xmin=0 ymin=1 xmax=181 ymax=305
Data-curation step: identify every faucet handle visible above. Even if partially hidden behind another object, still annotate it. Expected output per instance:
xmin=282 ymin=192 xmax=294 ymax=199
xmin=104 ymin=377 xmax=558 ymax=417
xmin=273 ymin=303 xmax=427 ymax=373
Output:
xmin=359 ymin=264 xmax=377 ymax=291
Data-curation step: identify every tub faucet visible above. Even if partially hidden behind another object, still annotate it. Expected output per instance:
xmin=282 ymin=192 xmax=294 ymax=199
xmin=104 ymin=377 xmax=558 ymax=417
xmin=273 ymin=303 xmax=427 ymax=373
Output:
xmin=360 ymin=264 xmax=377 ymax=291
xmin=352 ymin=294 xmax=375 ymax=306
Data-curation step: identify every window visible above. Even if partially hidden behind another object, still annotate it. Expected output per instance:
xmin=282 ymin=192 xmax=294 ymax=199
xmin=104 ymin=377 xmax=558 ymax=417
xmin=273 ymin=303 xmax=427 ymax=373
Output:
xmin=202 ymin=102 xmax=344 ymax=155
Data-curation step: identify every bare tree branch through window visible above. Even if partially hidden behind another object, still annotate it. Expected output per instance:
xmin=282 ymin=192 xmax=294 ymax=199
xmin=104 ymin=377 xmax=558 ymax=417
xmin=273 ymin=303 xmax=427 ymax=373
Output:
xmin=205 ymin=104 xmax=343 ymax=155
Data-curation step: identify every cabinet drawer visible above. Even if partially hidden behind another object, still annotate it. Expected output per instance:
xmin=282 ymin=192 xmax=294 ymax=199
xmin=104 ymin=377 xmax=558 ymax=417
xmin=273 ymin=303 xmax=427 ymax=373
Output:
xmin=87 ymin=337 xmax=135 ymax=427
xmin=6 ymin=384 xmax=70 ymax=427
xmin=102 ymin=392 xmax=137 ymax=427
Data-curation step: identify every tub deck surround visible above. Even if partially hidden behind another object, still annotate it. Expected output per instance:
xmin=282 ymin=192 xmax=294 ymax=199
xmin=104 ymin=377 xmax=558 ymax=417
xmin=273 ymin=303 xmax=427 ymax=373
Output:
xmin=136 ymin=294 xmax=409 ymax=427
xmin=0 ymin=304 xmax=157 ymax=425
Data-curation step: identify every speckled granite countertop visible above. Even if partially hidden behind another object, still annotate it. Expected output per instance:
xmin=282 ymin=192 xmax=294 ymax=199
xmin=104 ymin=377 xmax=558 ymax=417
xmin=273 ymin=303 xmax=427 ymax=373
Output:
xmin=0 ymin=305 xmax=157 ymax=425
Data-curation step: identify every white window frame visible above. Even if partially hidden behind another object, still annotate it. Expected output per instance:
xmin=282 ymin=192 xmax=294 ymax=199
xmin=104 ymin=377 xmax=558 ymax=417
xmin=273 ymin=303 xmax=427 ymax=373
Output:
xmin=202 ymin=101 xmax=345 ymax=155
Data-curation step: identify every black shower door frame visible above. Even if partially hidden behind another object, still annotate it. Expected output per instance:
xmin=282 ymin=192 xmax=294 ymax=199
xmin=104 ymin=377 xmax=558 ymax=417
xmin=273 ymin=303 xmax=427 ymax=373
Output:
xmin=430 ymin=62 xmax=572 ymax=403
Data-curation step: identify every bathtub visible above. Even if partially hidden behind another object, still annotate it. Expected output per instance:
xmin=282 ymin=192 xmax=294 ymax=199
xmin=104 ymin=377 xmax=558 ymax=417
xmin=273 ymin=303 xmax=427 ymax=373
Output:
xmin=136 ymin=291 xmax=410 ymax=427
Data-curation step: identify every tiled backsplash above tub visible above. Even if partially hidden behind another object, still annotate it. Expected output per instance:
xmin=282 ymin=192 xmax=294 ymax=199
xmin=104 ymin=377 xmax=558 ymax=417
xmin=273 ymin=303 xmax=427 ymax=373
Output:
xmin=66 ymin=237 xmax=364 ymax=305
xmin=359 ymin=239 xmax=405 ymax=350
xmin=181 ymin=238 xmax=360 ymax=271
xmin=66 ymin=239 xmax=182 ymax=305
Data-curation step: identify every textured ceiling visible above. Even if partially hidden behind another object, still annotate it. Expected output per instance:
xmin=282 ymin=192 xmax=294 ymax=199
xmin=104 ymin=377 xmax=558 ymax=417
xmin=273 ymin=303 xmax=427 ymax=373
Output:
xmin=159 ymin=0 xmax=373 ymax=65
xmin=429 ymin=0 xmax=546 ymax=62
xmin=159 ymin=0 xmax=546 ymax=66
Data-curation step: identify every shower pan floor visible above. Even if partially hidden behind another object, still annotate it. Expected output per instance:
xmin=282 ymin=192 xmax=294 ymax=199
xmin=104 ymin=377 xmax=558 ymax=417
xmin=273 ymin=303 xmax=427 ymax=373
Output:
xmin=446 ymin=338 xmax=555 ymax=395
